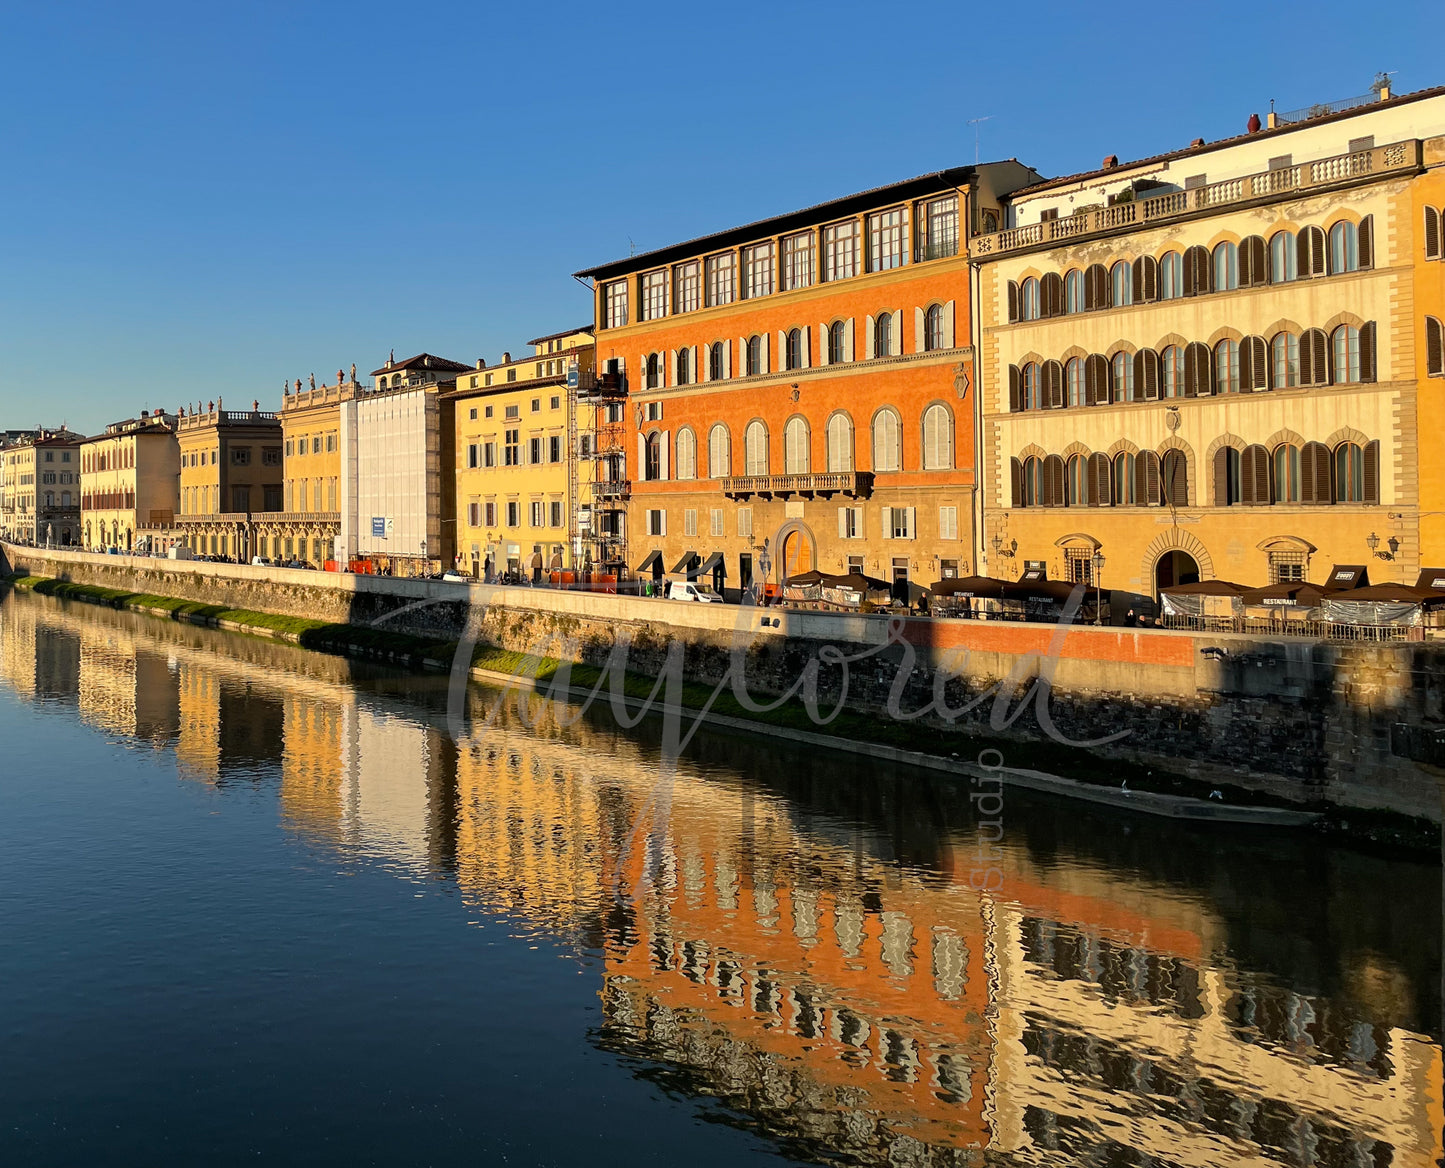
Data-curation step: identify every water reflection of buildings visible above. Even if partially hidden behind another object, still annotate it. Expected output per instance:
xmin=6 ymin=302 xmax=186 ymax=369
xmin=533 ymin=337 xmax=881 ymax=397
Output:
xmin=0 ymin=591 xmax=1439 ymax=1167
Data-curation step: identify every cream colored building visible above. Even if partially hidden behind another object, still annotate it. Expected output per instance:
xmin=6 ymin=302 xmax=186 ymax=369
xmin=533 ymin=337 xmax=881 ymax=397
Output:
xmin=974 ymin=84 xmax=1445 ymax=603
xmin=446 ymin=327 xmax=595 ymax=578
xmin=0 ymin=428 xmax=84 ymax=546
xmin=174 ymin=401 xmax=283 ymax=561
xmin=265 ymin=374 xmax=358 ymax=565
xmin=80 ymin=411 xmax=179 ymax=553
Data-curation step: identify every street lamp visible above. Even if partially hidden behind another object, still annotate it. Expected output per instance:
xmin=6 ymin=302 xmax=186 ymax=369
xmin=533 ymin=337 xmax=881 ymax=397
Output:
xmin=1091 ymin=551 xmax=1106 ymax=624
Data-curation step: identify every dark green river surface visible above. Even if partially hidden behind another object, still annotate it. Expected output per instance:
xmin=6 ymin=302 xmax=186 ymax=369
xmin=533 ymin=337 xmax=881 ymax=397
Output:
xmin=0 ymin=587 xmax=1439 ymax=1167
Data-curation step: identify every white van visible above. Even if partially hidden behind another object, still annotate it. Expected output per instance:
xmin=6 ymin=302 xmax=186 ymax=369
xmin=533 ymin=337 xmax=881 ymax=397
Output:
xmin=168 ymin=546 xmax=195 ymax=560
xmin=663 ymin=579 xmax=723 ymax=603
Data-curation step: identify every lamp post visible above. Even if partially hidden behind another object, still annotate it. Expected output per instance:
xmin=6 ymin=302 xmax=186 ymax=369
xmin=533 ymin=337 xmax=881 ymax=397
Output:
xmin=1091 ymin=551 xmax=1106 ymax=624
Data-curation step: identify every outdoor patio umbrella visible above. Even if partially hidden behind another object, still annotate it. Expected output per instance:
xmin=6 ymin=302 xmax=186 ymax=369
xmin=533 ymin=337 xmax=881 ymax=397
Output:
xmin=1159 ymin=579 xmax=1248 ymax=596
xmin=1238 ymin=582 xmax=1330 ymax=607
xmin=929 ymin=575 xmax=1008 ymax=598
xmin=784 ymin=568 xmax=827 ymax=585
xmin=1321 ymin=582 xmax=1445 ymax=603
xmin=1002 ymin=578 xmax=1088 ymax=605
xmin=822 ymin=570 xmax=891 ymax=593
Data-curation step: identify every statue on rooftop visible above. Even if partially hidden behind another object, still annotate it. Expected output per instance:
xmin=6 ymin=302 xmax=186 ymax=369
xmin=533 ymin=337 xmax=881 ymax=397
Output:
xmin=295 ymin=378 xmax=302 ymax=393
xmin=350 ymin=363 xmax=356 ymax=383
xmin=309 ymin=373 xmax=316 ymax=391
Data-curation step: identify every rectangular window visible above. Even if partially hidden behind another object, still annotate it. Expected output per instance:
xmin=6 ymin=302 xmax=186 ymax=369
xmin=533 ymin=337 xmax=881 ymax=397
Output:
xmin=782 ymin=232 xmax=814 ymax=290
xmin=549 ymin=395 xmax=560 ymax=410
xmin=484 ymin=405 xmax=493 ymax=417
xmin=886 ymin=506 xmax=914 ymax=539
xmin=710 ymin=508 xmax=724 ymax=536
xmin=504 ymin=429 xmax=520 ymax=466
xmin=645 ymin=401 xmax=663 ymax=421
xmin=919 ymin=196 xmax=958 ymax=261
xmin=939 ymin=505 xmax=958 ymax=540
xmin=736 ymin=507 xmax=753 ymax=539
xmin=641 ymin=269 xmax=668 ymax=320
xmin=263 ymin=447 xmax=282 ymax=466
xmin=823 ymin=220 xmax=858 ymax=281
xmin=549 ymin=435 xmax=562 ymax=463
xmin=646 ymin=509 xmax=666 ymax=536
xmin=530 ymin=501 xmax=544 ymax=527
xmin=528 ymin=436 xmax=542 ymax=464
xmin=231 ymin=446 xmax=251 ymax=466
xmin=674 ymin=260 xmax=701 ymax=313
xmin=506 ymin=501 xmax=520 ymax=527
xmin=505 ymin=404 xmax=519 ymax=420
xmin=467 ymin=500 xmax=481 ymax=527
xmin=1270 ymin=552 xmax=1307 ymax=583
xmin=1065 ymin=548 xmax=1094 ymax=585
xmin=869 ymin=208 xmax=907 ymax=271
xmin=705 ymin=252 xmax=735 ymax=306
xmin=469 ymin=407 xmax=478 ymax=420
xmin=549 ymin=501 xmax=563 ymax=528
xmin=684 ymin=509 xmax=698 ymax=537
xmin=467 ymin=443 xmax=479 ymax=469
xmin=839 ymin=506 xmax=860 ymax=539
xmin=326 ymin=432 xmax=336 ymax=452
xmin=312 ymin=436 xmax=321 ymax=454
xmin=485 ymin=501 xmax=497 ymax=527
xmin=604 ymin=280 xmax=629 ymax=329
xmin=507 ymin=369 xmax=517 ymax=382
xmin=742 ymin=241 xmax=775 ymax=299
xmin=483 ymin=441 xmax=496 ymax=467
xmin=531 ymin=398 xmax=540 ymax=412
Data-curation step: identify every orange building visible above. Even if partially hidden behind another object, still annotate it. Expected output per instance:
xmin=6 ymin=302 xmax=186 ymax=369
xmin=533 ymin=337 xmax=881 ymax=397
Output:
xmin=575 ymin=164 xmax=1039 ymax=598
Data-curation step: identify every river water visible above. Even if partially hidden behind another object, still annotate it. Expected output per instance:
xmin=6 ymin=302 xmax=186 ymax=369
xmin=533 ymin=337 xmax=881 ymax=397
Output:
xmin=0 ymin=587 xmax=1439 ymax=1168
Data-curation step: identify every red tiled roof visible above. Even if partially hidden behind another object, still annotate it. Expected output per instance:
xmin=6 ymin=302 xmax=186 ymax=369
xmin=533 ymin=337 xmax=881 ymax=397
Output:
xmin=370 ymin=353 xmax=473 ymax=376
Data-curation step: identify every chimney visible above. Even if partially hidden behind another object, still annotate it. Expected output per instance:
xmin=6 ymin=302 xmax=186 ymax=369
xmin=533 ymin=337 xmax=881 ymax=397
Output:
xmin=140 ymin=409 xmax=148 ymax=418
xmin=503 ymin=351 xmax=512 ymax=363
xmin=1101 ymin=155 xmax=1118 ymax=169
xmin=476 ymin=359 xmax=485 ymax=370
xmin=1190 ymin=137 xmax=1205 ymax=149
xmin=1266 ymin=111 xmax=1280 ymax=129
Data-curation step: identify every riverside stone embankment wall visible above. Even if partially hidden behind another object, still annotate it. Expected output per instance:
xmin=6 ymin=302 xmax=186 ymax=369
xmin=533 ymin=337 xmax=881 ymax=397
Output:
xmin=4 ymin=541 xmax=1443 ymax=822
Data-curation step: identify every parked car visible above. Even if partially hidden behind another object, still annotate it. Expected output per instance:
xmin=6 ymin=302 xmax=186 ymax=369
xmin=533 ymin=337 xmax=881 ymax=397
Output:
xmin=251 ymin=556 xmax=272 ymax=566
xmin=441 ymin=570 xmax=470 ymax=583
xmin=663 ymin=579 xmax=723 ymax=603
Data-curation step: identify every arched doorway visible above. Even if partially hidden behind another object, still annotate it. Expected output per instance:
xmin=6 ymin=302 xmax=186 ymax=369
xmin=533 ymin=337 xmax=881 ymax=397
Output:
xmin=1155 ymin=550 xmax=1200 ymax=593
xmin=779 ymin=527 xmax=814 ymax=579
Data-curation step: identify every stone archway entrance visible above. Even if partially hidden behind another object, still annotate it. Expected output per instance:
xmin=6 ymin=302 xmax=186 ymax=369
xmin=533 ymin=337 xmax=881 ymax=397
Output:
xmin=1155 ymin=550 xmax=1200 ymax=593
xmin=772 ymin=519 xmax=817 ymax=585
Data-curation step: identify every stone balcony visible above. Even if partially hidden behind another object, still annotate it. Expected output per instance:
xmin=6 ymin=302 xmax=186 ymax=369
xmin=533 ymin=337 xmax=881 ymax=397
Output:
xmin=721 ymin=471 xmax=873 ymax=499
xmin=970 ymin=139 xmax=1422 ymax=258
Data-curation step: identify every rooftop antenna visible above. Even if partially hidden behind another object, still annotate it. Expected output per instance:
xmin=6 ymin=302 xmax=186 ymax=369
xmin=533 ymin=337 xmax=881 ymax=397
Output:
xmin=628 ymin=236 xmax=637 ymax=257
xmin=966 ymin=116 xmax=994 ymax=166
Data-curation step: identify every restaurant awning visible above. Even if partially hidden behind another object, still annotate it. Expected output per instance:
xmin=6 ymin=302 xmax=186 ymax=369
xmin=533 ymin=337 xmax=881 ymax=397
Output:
xmin=929 ymin=575 xmax=1008 ymax=599
xmin=671 ymin=550 xmax=699 ymax=575
xmin=1325 ymin=564 xmax=1369 ymax=590
xmin=697 ymin=551 xmax=726 ymax=577
xmin=1003 ymin=578 xmax=1084 ymax=605
xmin=822 ymin=570 xmax=890 ymax=593
xmin=784 ymin=568 xmax=826 ymax=585
xmin=1159 ymin=579 xmax=1249 ymax=596
xmin=635 ymin=549 xmax=664 ymax=574
xmin=1239 ymin=582 xmax=1329 ymax=607
xmin=1416 ymin=568 xmax=1445 ymax=591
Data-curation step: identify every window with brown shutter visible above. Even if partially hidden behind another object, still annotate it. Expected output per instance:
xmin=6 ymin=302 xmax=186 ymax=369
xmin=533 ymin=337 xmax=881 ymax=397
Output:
xmin=1043 ymin=454 xmax=1066 ymax=506
xmin=1300 ymin=328 xmax=1329 ymax=385
xmin=1426 ymin=207 xmax=1442 ymax=261
xmin=1241 ymin=445 xmax=1270 ymax=505
xmin=1240 ymin=336 xmax=1267 ymax=391
xmin=1182 ymin=246 xmax=1211 ymax=296
xmin=1089 ymin=452 xmax=1111 ymax=505
xmin=1182 ymin=342 xmax=1211 ymax=397
xmin=1011 ymin=457 xmax=1025 ymax=505
xmin=1298 ymin=226 xmax=1326 ymax=277
xmin=1213 ymin=448 xmax=1232 ymax=506
xmin=1041 ymin=273 xmax=1064 ymax=318
xmin=1160 ymin=450 xmax=1188 ymax=506
xmin=1427 ymin=316 xmax=1444 ymax=376
xmin=1132 ymin=255 xmax=1158 ymax=302
xmin=1239 ymin=236 xmax=1268 ymax=286
xmin=1084 ymin=354 xmax=1107 ymax=405
xmin=1360 ymin=321 xmax=1377 ymax=382
xmin=1084 ymin=264 xmax=1109 ymax=310
xmin=1358 ymin=215 xmax=1373 ymax=269
xmin=1362 ymin=440 xmax=1380 ymax=504
xmin=1044 ymin=360 xmax=1064 ymax=409
xmin=1138 ymin=451 xmax=1162 ymax=505
xmin=1007 ymin=281 xmax=1019 ymax=322
xmin=1009 ymin=365 xmax=1021 ymax=411
xmin=1135 ymin=349 xmax=1160 ymax=400
xmin=1301 ymin=442 xmax=1332 ymax=504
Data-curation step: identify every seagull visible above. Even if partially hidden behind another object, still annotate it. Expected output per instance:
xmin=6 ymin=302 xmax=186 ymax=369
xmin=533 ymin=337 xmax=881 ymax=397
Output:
xmin=1209 ymin=789 xmax=1223 ymax=800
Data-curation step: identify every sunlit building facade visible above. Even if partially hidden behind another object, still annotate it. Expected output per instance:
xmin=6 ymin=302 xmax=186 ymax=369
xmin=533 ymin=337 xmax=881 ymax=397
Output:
xmin=79 ymin=411 xmax=179 ymax=553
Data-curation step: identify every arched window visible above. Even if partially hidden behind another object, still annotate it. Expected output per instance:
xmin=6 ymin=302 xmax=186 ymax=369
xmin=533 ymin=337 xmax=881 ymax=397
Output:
xmin=783 ymin=417 xmax=810 ymax=474
xmin=708 ymin=424 xmax=731 ymax=478
xmin=1064 ymin=269 xmax=1084 ymax=314
xmin=1019 ymin=278 xmax=1040 ymax=321
xmin=1161 ymin=345 xmax=1184 ymax=398
xmin=826 ymin=413 xmax=854 ymax=472
xmin=1023 ymin=362 xmax=1042 ymax=410
xmin=1334 ymin=443 xmax=1364 ymax=502
xmin=675 ymin=428 xmax=697 ymax=480
xmin=1270 ymin=231 xmax=1297 ymax=282
xmin=1298 ymin=225 xmax=1327 ymax=277
xmin=1332 ymin=325 xmax=1360 ymax=384
xmin=677 ymin=347 xmax=691 ymax=385
xmin=746 ymin=335 xmax=764 ymax=375
xmin=646 ymin=352 xmax=660 ymax=389
xmin=1159 ymin=252 xmax=1183 ymax=299
xmin=786 ymin=328 xmax=805 ymax=370
xmin=1427 ymin=316 xmax=1444 ymax=377
xmin=1022 ymin=456 xmax=1044 ymax=506
xmin=872 ymin=408 xmax=901 ymax=472
xmin=1066 ymin=357 xmax=1086 ymax=407
xmin=644 ymin=431 xmax=663 ymax=481
xmin=1213 ymin=241 xmax=1238 ymax=291
xmin=828 ymin=321 xmax=848 ymax=363
xmin=709 ymin=342 xmax=725 ymax=380
xmin=1215 ymin=447 xmax=1242 ymax=505
xmin=1065 ymin=454 xmax=1088 ymax=505
xmin=1214 ymin=339 xmax=1240 ymax=393
xmin=924 ymin=304 xmax=944 ymax=351
xmin=922 ymin=404 xmax=953 ymax=470
xmin=744 ymin=421 xmax=768 ymax=476
xmin=1111 ymin=352 xmax=1134 ymax=402
xmin=1161 ymin=449 xmax=1188 ymax=507
xmin=1271 ymin=332 xmax=1300 ymax=388
xmin=1111 ymin=261 xmax=1132 ymax=307
xmin=874 ymin=312 xmax=892 ymax=356
xmin=1273 ymin=444 xmax=1302 ymax=502
xmin=1329 ymin=220 xmax=1358 ymax=274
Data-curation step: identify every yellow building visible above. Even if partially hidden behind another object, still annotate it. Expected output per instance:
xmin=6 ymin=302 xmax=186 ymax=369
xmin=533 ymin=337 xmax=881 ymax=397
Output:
xmin=260 ymin=373 xmax=357 ymax=566
xmin=974 ymin=83 xmax=1445 ymax=602
xmin=445 ymin=327 xmax=595 ymax=579
xmin=80 ymin=411 xmax=179 ymax=553
xmin=1413 ymin=134 xmax=1445 ymax=565
xmin=174 ymin=399 xmax=283 ymax=561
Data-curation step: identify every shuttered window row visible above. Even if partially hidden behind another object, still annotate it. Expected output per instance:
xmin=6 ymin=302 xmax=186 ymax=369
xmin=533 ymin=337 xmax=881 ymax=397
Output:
xmin=1007 ymin=219 xmax=1374 ymax=322
xmin=1007 ymin=323 xmax=1376 ymax=412
xmin=1011 ymin=450 xmax=1186 ymax=508
xmin=1212 ymin=441 xmax=1379 ymax=505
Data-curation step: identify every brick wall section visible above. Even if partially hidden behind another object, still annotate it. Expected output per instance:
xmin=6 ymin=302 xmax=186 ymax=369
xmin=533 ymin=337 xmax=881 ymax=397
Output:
xmin=4 ymin=542 xmax=1441 ymax=821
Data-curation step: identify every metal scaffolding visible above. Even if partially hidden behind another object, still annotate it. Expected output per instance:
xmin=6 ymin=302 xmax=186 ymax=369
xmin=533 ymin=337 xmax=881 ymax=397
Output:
xmin=569 ymin=366 xmax=629 ymax=575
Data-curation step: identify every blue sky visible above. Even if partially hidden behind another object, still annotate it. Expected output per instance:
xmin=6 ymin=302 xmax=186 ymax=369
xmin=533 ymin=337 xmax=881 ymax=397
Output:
xmin=2 ymin=0 xmax=1440 ymax=435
